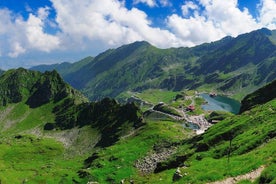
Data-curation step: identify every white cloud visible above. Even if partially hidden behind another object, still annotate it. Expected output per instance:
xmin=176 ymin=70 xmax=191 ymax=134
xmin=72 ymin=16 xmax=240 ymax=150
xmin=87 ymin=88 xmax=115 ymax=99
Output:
xmin=167 ymin=0 xmax=261 ymax=47
xmin=133 ymin=0 xmax=156 ymax=7
xmin=133 ymin=0 xmax=171 ymax=7
xmin=50 ymin=0 xmax=180 ymax=49
xmin=25 ymin=9 xmax=60 ymax=52
xmin=182 ymin=1 xmax=199 ymax=17
xmin=8 ymin=42 xmax=26 ymax=58
xmin=0 ymin=9 xmax=27 ymax=57
xmin=159 ymin=0 xmax=172 ymax=7
xmin=258 ymin=0 xmax=276 ymax=29
xmin=167 ymin=14 xmax=225 ymax=46
xmin=0 ymin=7 xmax=60 ymax=59
xmin=1 ymin=0 xmax=276 ymax=69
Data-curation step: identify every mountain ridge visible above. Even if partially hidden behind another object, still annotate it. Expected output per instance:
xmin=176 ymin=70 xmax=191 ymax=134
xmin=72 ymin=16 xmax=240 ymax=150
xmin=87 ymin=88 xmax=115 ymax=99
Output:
xmin=0 ymin=68 xmax=143 ymax=148
xmin=0 ymin=66 xmax=275 ymax=183
xmin=0 ymin=68 xmax=88 ymax=107
xmin=30 ymin=28 xmax=276 ymax=101
xmin=240 ymin=79 xmax=276 ymax=113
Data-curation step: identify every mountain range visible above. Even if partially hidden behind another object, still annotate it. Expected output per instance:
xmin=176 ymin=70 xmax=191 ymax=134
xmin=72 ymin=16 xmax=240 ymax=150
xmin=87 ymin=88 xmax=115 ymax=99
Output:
xmin=0 ymin=67 xmax=275 ymax=183
xmin=0 ymin=28 xmax=275 ymax=183
xmin=31 ymin=28 xmax=276 ymax=101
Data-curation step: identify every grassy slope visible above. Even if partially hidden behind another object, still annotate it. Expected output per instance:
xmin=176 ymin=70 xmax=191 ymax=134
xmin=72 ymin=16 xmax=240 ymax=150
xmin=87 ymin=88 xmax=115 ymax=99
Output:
xmin=85 ymin=120 xmax=194 ymax=183
xmin=0 ymin=68 xmax=145 ymax=183
xmin=0 ymin=69 xmax=93 ymax=183
xmin=0 ymin=135 xmax=90 ymax=184
xmin=171 ymin=99 xmax=276 ymax=184
xmin=0 ymin=69 xmax=275 ymax=183
xmin=0 ymin=100 xmax=274 ymax=183
xmin=0 ymin=101 xmax=89 ymax=183
xmin=81 ymin=97 xmax=275 ymax=183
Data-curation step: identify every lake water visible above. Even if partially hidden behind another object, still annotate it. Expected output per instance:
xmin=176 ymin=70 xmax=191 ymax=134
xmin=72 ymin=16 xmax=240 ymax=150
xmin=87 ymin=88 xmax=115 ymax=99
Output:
xmin=200 ymin=93 xmax=241 ymax=114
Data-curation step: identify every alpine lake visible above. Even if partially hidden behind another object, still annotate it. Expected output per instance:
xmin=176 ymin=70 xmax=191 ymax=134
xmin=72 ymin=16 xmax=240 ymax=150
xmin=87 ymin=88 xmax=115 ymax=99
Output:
xmin=200 ymin=93 xmax=241 ymax=114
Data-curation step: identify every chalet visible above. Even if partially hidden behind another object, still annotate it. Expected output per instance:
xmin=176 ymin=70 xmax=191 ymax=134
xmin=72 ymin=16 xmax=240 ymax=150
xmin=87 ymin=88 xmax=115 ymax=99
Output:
xmin=186 ymin=105 xmax=195 ymax=112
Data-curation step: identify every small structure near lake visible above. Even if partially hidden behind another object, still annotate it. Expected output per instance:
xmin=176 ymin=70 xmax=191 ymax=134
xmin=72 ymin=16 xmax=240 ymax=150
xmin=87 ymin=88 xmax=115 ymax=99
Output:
xmin=186 ymin=105 xmax=195 ymax=112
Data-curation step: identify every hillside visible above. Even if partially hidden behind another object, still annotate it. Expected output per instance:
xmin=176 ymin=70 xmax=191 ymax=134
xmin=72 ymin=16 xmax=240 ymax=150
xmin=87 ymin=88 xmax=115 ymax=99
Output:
xmin=0 ymin=68 xmax=143 ymax=183
xmin=240 ymin=79 xmax=276 ymax=113
xmin=0 ymin=69 xmax=275 ymax=183
xmin=31 ymin=28 xmax=276 ymax=101
xmin=0 ymin=68 xmax=88 ymax=106
xmin=73 ymin=79 xmax=276 ymax=183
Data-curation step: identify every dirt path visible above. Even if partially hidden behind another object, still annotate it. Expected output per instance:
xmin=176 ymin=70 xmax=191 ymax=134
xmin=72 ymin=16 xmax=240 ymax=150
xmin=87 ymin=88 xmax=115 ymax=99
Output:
xmin=208 ymin=166 xmax=265 ymax=184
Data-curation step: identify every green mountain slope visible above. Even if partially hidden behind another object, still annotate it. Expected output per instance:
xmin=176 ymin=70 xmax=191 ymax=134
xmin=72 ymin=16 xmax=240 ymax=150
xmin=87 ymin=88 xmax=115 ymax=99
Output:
xmin=0 ymin=68 xmax=275 ymax=183
xmin=0 ymin=68 xmax=87 ymax=107
xmin=240 ymin=79 xmax=276 ymax=113
xmin=0 ymin=68 xmax=143 ymax=146
xmin=31 ymin=28 xmax=276 ymax=101
xmin=0 ymin=68 xmax=144 ymax=183
xmin=78 ymin=79 xmax=276 ymax=184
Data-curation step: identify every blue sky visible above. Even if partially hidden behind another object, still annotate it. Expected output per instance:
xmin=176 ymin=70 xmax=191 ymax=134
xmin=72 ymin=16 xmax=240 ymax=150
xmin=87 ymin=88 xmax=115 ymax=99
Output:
xmin=0 ymin=0 xmax=276 ymax=69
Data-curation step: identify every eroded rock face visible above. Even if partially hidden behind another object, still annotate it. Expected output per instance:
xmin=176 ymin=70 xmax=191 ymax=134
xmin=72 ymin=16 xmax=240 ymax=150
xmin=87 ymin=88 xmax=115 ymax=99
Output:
xmin=135 ymin=148 xmax=176 ymax=174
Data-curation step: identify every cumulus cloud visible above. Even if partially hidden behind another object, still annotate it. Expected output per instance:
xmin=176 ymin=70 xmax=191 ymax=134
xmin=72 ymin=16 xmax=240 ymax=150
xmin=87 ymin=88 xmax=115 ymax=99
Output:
xmin=8 ymin=42 xmax=26 ymax=58
xmin=51 ymin=0 xmax=180 ymax=49
xmin=182 ymin=1 xmax=199 ymax=17
xmin=258 ymin=0 xmax=276 ymax=29
xmin=1 ymin=0 xmax=276 ymax=68
xmin=133 ymin=0 xmax=171 ymax=7
xmin=167 ymin=0 xmax=261 ymax=46
xmin=25 ymin=8 xmax=60 ymax=52
xmin=158 ymin=0 xmax=172 ymax=7
xmin=133 ymin=0 xmax=156 ymax=7
xmin=0 ymin=7 xmax=60 ymax=58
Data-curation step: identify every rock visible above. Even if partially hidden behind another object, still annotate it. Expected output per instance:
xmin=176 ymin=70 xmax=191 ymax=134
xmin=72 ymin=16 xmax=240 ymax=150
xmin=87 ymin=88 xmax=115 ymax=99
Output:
xmin=135 ymin=148 xmax=176 ymax=174
xmin=173 ymin=167 xmax=183 ymax=182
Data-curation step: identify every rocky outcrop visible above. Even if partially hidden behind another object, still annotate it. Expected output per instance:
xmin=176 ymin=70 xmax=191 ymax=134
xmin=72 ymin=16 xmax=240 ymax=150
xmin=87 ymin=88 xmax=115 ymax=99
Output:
xmin=173 ymin=168 xmax=183 ymax=182
xmin=135 ymin=148 xmax=176 ymax=174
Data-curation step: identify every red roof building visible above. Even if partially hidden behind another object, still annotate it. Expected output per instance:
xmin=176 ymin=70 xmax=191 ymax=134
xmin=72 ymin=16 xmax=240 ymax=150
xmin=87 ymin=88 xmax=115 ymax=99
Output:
xmin=187 ymin=105 xmax=195 ymax=111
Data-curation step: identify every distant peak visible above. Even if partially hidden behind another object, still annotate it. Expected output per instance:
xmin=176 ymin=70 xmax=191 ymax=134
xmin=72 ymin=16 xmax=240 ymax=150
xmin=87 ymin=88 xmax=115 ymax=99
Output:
xmin=255 ymin=27 xmax=272 ymax=35
xmin=126 ymin=40 xmax=152 ymax=48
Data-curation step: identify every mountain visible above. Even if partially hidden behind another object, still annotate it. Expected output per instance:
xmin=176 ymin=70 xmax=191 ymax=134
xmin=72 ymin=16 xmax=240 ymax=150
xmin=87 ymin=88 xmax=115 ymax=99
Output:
xmin=240 ymin=79 xmax=276 ymax=113
xmin=76 ymin=77 xmax=276 ymax=183
xmin=0 ymin=68 xmax=87 ymax=107
xmin=30 ymin=28 xmax=276 ymax=101
xmin=0 ymin=68 xmax=275 ymax=183
xmin=0 ymin=68 xmax=143 ymax=183
xmin=0 ymin=68 xmax=142 ymax=144
xmin=30 ymin=56 xmax=93 ymax=77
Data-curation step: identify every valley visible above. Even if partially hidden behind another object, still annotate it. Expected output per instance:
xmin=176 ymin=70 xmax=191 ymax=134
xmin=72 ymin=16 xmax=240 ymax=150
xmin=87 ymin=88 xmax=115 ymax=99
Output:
xmin=0 ymin=28 xmax=275 ymax=183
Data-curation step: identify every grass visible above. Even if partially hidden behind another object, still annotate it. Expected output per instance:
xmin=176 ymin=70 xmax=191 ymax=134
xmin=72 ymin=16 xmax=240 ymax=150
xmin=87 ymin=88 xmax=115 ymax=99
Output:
xmin=167 ymin=99 xmax=276 ymax=183
xmin=259 ymin=162 xmax=276 ymax=183
xmin=0 ymin=135 xmax=86 ymax=184
xmin=0 ymin=101 xmax=55 ymax=135
xmin=0 ymin=71 xmax=274 ymax=184
xmin=153 ymin=104 xmax=183 ymax=117
xmin=135 ymin=89 xmax=178 ymax=104
xmin=87 ymin=120 xmax=193 ymax=183
xmin=0 ymin=99 xmax=91 ymax=183
xmin=176 ymin=139 xmax=276 ymax=183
